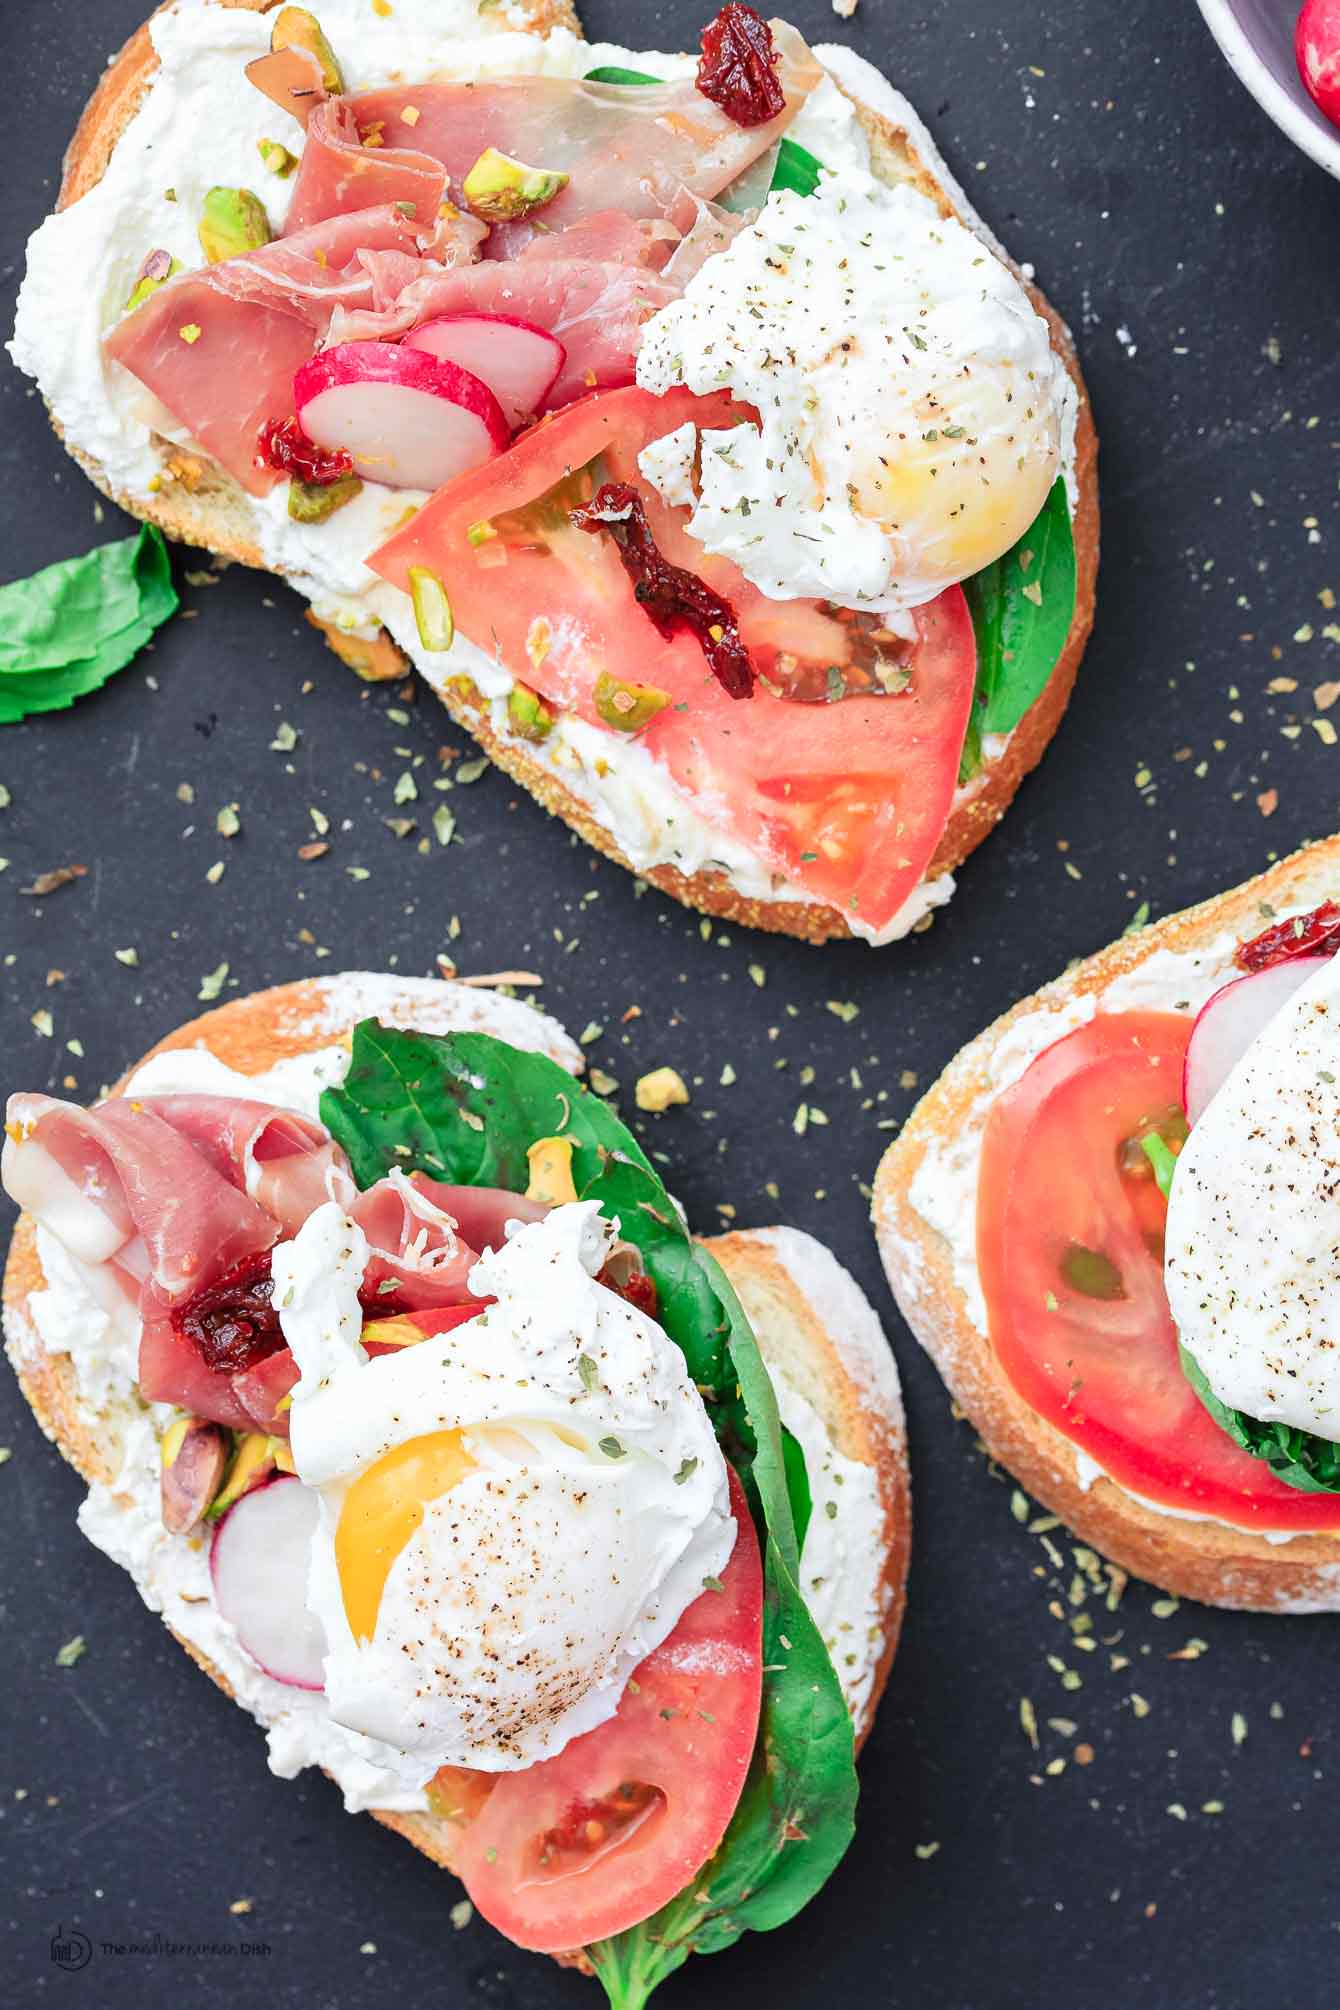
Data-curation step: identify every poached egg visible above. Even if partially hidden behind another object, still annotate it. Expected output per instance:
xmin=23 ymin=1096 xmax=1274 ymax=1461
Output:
xmin=275 ymin=1199 xmax=734 ymax=1781
xmin=1166 ymin=953 xmax=1340 ymax=1440
xmin=636 ymin=169 xmax=1073 ymax=615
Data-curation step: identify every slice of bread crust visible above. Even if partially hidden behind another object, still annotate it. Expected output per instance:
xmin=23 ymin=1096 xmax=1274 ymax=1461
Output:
xmin=46 ymin=0 xmax=1097 ymax=944
xmin=1 ymin=972 xmax=910 ymax=1961
xmin=873 ymin=836 xmax=1340 ymax=1613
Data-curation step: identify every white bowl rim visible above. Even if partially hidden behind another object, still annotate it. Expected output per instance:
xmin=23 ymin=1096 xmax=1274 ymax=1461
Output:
xmin=1196 ymin=0 xmax=1340 ymax=181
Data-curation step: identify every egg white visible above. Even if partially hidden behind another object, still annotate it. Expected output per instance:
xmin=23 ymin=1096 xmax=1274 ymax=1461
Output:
xmin=276 ymin=1200 xmax=733 ymax=1782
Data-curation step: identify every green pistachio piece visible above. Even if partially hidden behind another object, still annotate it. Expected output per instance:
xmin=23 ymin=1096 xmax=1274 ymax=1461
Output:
xmin=594 ymin=670 xmax=671 ymax=733
xmin=198 ymin=187 xmax=273 ymax=265
xmin=287 ymin=472 xmax=363 ymax=523
xmin=124 ymin=249 xmax=180 ymax=313
xmin=270 ymin=5 xmax=344 ymax=94
xmin=462 ymin=147 xmax=570 ymax=223
xmin=507 ymin=683 xmax=555 ymax=742
xmin=258 ymin=137 xmax=300 ymax=178
xmin=408 ymin=565 xmax=454 ymax=652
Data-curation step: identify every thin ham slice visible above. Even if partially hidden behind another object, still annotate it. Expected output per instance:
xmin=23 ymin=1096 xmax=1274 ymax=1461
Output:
xmin=3 ymin=1094 xmax=279 ymax=1299
xmin=413 ymin=1183 xmax=550 ymax=1255
xmin=130 ymin=1094 xmax=349 ymax=1237
xmin=103 ymin=204 xmax=483 ymax=495
xmin=283 ymin=98 xmax=448 ymax=236
xmin=244 ymin=44 xmax=328 ymax=126
xmin=330 ymin=245 xmax=681 ymax=410
xmin=332 ymin=24 xmax=818 ymax=238
xmin=350 ymin=1170 xmax=481 ymax=1310
xmin=232 ymin=1349 xmax=302 ymax=1437
xmin=138 ymin=1299 xmax=260 ymax=1433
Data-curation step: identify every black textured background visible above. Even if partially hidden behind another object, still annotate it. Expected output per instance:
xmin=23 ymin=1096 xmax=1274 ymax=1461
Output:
xmin=3 ymin=3 xmax=1339 ymax=2006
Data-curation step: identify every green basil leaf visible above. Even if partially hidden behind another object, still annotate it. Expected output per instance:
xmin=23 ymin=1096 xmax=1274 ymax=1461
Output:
xmin=0 ymin=526 xmax=178 ymax=723
xmin=959 ymin=479 xmax=1076 ymax=772
xmin=781 ymin=1422 xmax=812 ymax=1552
xmin=590 ymin=1532 xmax=856 ymax=2007
xmin=1180 ymin=1344 xmax=1340 ymax=1494
xmin=583 ymin=64 xmax=660 ymax=85
xmin=769 ymin=135 xmax=823 ymax=198
xmin=1139 ymin=1131 xmax=1178 ymax=1201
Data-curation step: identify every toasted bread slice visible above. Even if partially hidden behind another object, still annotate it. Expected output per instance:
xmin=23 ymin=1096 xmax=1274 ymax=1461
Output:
xmin=873 ymin=837 xmax=1340 ymax=1613
xmin=2 ymin=971 xmax=909 ymax=1956
xmin=42 ymin=1 xmax=1096 ymax=944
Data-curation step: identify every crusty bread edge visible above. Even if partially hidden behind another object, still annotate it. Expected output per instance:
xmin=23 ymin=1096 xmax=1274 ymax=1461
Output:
xmin=48 ymin=2 xmax=1097 ymax=946
xmin=872 ymin=834 xmax=1340 ymax=1613
xmin=2 ymin=972 xmax=909 ymax=1942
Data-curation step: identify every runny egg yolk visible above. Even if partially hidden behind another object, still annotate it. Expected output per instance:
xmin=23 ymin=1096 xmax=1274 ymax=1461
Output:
xmin=850 ymin=373 xmax=1059 ymax=586
xmin=335 ymin=1429 xmax=476 ymax=1645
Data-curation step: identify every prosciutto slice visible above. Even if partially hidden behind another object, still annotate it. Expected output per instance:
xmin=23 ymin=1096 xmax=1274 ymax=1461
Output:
xmin=1 ymin=1090 xmax=566 ymax=1435
xmin=103 ymin=204 xmax=483 ymax=494
xmin=3 ymin=1093 xmax=280 ymax=1298
xmin=284 ymin=98 xmax=448 ymax=237
xmin=318 ymin=24 xmax=819 ymax=238
xmin=351 ymin=1170 xmax=482 ymax=1311
xmin=330 ymin=233 xmax=682 ymax=410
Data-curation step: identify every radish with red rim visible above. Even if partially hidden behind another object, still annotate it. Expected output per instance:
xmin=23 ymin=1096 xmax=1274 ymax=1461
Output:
xmin=1182 ymin=957 xmax=1329 ymax=1126
xmin=210 ymin=1473 xmax=327 ymax=1690
xmin=294 ymin=342 xmax=509 ymax=492
xmin=404 ymin=315 xmax=565 ymax=429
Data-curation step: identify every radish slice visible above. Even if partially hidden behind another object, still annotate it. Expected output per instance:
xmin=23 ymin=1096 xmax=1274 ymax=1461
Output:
xmin=294 ymin=341 xmax=508 ymax=492
xmin=403 ymin=315 xmax=565 ymax=429
xmin=210 ymin=1475 xmax=327 ymax=1691
xmin=1182 ymin=957 xmax=1329 ymax=1125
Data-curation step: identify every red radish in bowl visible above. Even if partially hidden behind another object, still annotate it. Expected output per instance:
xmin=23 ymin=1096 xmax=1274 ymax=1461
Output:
xmin=403 ymin=316 xmax=565 ymax=429
xmin=1298 ymin=0 xmax=1340 ymax=128
xmin=1182 ymin=956 xmax=1328 ymax=1125
xmin=294 ymin=342 xmax=509 ymax=492
xmin=210 ymin=1474 xmax=327 ymax=1691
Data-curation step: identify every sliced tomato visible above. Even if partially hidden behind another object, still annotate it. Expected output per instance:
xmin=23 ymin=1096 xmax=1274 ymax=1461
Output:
xmin=453 ymin=1463 xmax=763 ymax=1952
xmin=360 ymin=1301 xmax=489 ymax=1357
xmin=370 ymin=387 xmax=975 ymax=936
xmin=977 ymin=1011 xmax=1340 ymax=1530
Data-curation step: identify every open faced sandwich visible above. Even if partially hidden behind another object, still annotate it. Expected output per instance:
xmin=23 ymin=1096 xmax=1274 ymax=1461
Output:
xmin=1 ymin=971 xmax=909 ymax=2002
xmin=874 ymin=840 xmax=1340 ymax=1612
xmin=11 ymin=0 xmax=1096 ymax=943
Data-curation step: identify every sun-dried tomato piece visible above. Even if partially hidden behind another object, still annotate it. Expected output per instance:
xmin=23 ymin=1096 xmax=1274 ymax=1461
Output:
xmin=1235 ymin=899 xmax=1340 ymax=972
xmin=696 ymin=3 xmax=786 ymax=128
xmin=571 ymin=482 xmax=755 ymax=700
xmin=597 ymin=1261 xmax=660 ymax=1323
xmin=256 ymin=414 xmax=355 ymax=486
xmin=174 ymin=1251 xmax=284 ymax=1375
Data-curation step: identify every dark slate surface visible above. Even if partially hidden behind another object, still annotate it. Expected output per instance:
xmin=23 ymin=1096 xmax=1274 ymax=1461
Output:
xmin=2 ymin=2 xmax=1338 ymax=2005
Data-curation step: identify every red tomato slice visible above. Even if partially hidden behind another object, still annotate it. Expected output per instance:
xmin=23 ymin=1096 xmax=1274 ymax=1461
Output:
xmin=977 ymin=1011 xmax=1340 ymax=1530
xmin=452 ymin=1463 xmax=763 ymax=1952
xmin=369 ymin=387 xmax=975 ymax=936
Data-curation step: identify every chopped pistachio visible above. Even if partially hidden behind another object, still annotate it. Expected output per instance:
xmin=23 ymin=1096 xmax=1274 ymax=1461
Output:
xmin=258 ymin=137 xmax=300 ymax=178
xmin=408 ymin=565 xmax=454 ymax=651
xmin=594 ymin=670 xmax=671 ymax=734
xmin=288 ymin=472 xmax=362 ymax=523
xmin=462 ymin=147 xmax=570 ymax=223
xmin=198 ymin=187 xmax=272 ymax=264
xmin=270 ymin=5 xmax=344 ymax=93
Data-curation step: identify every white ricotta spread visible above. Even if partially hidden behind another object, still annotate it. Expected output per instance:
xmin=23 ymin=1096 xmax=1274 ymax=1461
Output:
xmin=7 ymin=0 xmax=1073 ymax=945
xmin=1166 ymin=954 xmax=1340 ymax=1441
xmin=902 ymin=920 xmax=1330 ymax=1544
xmin=5 ymin=975 xmax=888 ymax=1802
